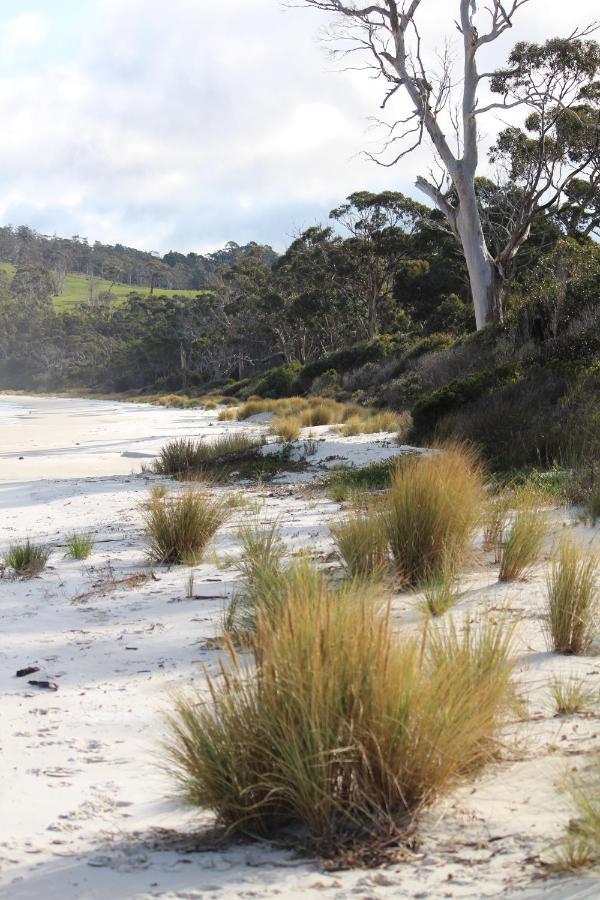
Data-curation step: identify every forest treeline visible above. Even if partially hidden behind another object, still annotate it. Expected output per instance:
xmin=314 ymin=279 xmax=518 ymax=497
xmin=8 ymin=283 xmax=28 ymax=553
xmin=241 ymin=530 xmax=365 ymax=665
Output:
xmin=1 ymin=184 xmax=599 ymax=470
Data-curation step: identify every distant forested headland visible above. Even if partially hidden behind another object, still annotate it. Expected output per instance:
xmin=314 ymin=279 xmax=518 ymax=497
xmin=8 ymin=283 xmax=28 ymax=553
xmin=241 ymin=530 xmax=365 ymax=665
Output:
xmin=1 ymin=186 xmax=599 ymax=471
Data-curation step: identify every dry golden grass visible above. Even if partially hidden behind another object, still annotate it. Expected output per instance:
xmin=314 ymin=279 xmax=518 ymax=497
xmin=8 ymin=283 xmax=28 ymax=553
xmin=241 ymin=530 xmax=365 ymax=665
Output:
xmin=341 ymin=410 xmax=401 ymax=437
xmin=556 ymin=759 xmax=600 ymax=870
xmin=482 ymin=491 xmax=512 ymax=563
xmin=386 ymin=443 xmax=485 ymax=587
xmin=164 ymin=587 xmax=515 ymax=847
xmin=271 ymin=415 xmax=302 ymax=442
xmin=550 ymin=675 xmax=596 ymax=715
xmin=144 ymin=490 xmax=230 ymax=565
xmin=153 ymin=434 xmax=263 ymax=477
xmin=331 ymin=499 xmax=389 ymax=580
xmin=544 ymin=536 xmax=599 ymax=654
xmin=498 ymin=490 xmax=547 ymax=582
xmin=217 ymin=408 xmax=238 ymax=421
xmin=419 ymin=564 xmax=460 ymax=617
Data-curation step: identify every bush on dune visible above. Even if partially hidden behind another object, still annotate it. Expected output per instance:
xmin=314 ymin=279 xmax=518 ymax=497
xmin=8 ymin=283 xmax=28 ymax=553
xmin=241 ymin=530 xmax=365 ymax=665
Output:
xmin=164 ymin=584 xmax=515 ymax=848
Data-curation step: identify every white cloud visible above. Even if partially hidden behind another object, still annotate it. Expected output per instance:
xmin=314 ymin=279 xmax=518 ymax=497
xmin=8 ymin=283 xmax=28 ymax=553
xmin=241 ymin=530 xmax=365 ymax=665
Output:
xmin=0 ymin=13 xmax=47 ymax=60
xmin=0 ymin=0 xmax=598 ymax=252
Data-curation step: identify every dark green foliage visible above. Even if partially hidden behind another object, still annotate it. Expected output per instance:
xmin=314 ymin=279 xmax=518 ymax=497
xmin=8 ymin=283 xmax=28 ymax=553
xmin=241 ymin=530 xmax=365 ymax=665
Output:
xmin=412 ymin=365 xmax=520 ymax=439
xmin=255 ymin=362 xmax=303 ymax=399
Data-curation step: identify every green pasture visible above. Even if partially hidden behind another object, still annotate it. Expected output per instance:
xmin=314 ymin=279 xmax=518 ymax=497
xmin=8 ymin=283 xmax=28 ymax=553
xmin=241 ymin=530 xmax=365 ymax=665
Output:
xmin=0 ymin=261 xmax=206 ymax=311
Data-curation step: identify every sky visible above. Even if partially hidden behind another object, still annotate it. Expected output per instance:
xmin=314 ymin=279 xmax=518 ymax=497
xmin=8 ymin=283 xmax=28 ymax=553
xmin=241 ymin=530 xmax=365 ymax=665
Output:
xmin=0 ymin=0 xmax=597 ymax=254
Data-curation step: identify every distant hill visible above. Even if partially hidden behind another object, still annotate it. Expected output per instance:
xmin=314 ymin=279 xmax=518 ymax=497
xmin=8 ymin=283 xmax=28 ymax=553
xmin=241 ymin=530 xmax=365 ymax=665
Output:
xmin=0 ymin=225 xmax=277 ymax=307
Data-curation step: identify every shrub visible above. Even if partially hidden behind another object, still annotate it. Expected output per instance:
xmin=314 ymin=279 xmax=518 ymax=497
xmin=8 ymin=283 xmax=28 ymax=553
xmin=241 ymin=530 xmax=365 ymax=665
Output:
xmin=164 ymin=588 xmax=514 ymax=847
xmin=412 ymin=364 xmax=519 ymax=439
xmin=65 ymin=534 xmax=94 ymax=560
xmin=331 ymin=500 xmax=389 ymax=580
xmin=3 ymin=540 xmax=49 ymax=577
xmin=255 ymin=361 xmax=303 ymax=399
xmin=386 ymin=443 xmax=485 ymax=586
xmin=544 ymin=537 xmax=599 ymax=654
xmin=153 ymin=434 xmax=264 ymax=478
xmin=498 ymin=492 xmax=546 ymax=582
xmin=144 ymin=490 xmax=230 ymax=565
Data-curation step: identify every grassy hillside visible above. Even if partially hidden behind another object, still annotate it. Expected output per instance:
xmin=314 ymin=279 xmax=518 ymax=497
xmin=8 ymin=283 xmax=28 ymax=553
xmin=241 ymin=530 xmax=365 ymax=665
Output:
xmin=0 ymin=261 xmax=204 ymax=310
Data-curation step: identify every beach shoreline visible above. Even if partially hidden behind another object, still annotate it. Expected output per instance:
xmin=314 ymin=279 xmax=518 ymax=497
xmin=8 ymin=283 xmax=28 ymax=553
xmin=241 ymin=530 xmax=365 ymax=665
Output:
xmin=1 ymin=396 xmax=600 ymax=900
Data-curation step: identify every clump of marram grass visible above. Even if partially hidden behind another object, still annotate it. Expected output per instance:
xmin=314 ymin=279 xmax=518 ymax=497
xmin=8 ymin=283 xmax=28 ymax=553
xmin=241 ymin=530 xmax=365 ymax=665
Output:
xmin=271 ymin=415 xmax=302 ymax=443
xmin=419 ymin=563 xmax=460 ymax=617
xmin=149 ymin=483 xmax=169 ymax=500
xmin=3 ymin=540 xmax=50 ymax=577
xmin=224 ymin=522 xmax=287 ymax=639
xmin=498 ymin=490 xmax=547 ymax=582
xmin=144 ymin=490 xmax=230 ymax=565
xmin=153 ymin=434 xmax=264 ymax=478
xmin=544 ymin=537 xmax=599 ymax=655
xmin=482 ymin=491 xmax=512 ymax=563
xmin=65 ymin=534 xmax=94 ymax=560
xmin=164 ymin=591 xmax=515 ymax=848
xmin=217 ymin=408 xmax=238 ymax=421
xmin=550 ymin=676 xmax=596 ymax=716
xmin=386 ymin=443 xmax=485 ymax=587
xmin=555 ymin=760 xmax=600 ymax=871
xmin=330 ymin=499 xmax=389 ymax=580
xmin=341 ymin=410 xmax=400 ymax=437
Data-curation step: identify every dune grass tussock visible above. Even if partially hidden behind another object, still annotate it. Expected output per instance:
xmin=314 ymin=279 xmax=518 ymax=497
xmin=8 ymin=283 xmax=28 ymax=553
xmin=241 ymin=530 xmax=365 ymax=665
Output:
xmin=271 ymin=415 xmax=302 ymax=442
xmin=482 ymin=491 xmax=512 ymax=563
xmin=556 ymin=761 xmax=600 ymax=871
xmin=3 ymin=540 xmax=49 ymax=577
xmin=65 ymin=533 xmax=94 ymax=560
xmin=153 ymin=434 xmax=264 ymax=478
xmin=550 ymin=676 xmax=596 ymax=716
xmin=224 ymin=522 xmax=287 ymax=639
xmin=164 ymin=591 xmax=515 ymax=847
xmin=544 ymin=537 xmax=599 ymax=655
xmin=217 ymin=408 xmax=238 ymax=421
xmin=498 ymin=490 xmax=547 ymax=582
xmin=341 ymin=410 xmax=401 ymax=437
xmin=419 ymin=565 xmax=460 ymax=617
xmin=144 ymin=490 xmax=230 ymax=565
xmin=331 ymin=500 xmax=389 ymax=580
xmin=386 ymin=443 xmax=485 ymax=587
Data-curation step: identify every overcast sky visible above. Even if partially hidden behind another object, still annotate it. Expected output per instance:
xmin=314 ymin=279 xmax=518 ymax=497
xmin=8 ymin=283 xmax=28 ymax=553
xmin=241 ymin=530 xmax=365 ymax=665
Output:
xmin=0 ymin=0 xmax=596 ymax=254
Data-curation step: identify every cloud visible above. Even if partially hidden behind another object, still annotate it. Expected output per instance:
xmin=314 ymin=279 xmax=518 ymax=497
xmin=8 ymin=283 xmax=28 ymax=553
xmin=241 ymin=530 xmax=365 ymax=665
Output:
xmin=0 ymin=13 xmax=47 ymax=61
xmin=0 ymin=0 xmax=598 ymax=252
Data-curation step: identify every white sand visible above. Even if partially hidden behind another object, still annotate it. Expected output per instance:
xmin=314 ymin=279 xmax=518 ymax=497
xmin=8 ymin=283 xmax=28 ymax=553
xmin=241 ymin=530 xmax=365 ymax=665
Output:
xmin=1 ymin=394 xmax=600 ymax=899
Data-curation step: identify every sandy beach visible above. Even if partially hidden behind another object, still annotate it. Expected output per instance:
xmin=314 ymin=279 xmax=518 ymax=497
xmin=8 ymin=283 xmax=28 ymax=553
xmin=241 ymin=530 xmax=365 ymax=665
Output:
xmin=1 ymin=394 xmax=600 ymax=900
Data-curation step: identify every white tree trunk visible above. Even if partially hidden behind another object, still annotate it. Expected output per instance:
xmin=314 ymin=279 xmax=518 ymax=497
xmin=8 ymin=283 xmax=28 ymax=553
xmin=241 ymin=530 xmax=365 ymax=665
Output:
xmin=455 ymin=185 xmax=496 ymax=329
